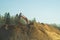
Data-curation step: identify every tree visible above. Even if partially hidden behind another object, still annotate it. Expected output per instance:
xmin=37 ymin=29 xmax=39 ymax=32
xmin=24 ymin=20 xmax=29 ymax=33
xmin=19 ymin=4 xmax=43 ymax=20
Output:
xmin=19 ymin=12 xmax=22 ymax=18
xmin=15 ymin=14 xmax=19 ymax=24
xmin=0 ymin=14 xmax=1 ymax=23
xmin=19 ymin=13 xmax=29 ymax=25
xmin=31 ymin=18 xmax=36 ymax=23
xmin=4 ymin=12 xmax=10 ymax=24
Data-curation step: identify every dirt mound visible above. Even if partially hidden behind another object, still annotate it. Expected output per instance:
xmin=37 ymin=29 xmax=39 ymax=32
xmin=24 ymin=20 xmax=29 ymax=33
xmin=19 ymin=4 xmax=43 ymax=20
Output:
xmin=0 ymin=22 xmax=60 ymax=40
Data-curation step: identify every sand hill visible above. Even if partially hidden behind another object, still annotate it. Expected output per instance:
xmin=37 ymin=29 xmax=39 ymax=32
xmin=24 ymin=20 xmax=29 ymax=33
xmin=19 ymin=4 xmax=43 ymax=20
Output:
xmin=0 ymin=22 xmax=60 ymax=40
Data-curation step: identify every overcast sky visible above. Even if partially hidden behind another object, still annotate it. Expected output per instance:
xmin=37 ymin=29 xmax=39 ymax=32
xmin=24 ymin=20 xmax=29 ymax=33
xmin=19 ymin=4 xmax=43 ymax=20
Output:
xmin=0 ymin=0 xmax=60 ymax=24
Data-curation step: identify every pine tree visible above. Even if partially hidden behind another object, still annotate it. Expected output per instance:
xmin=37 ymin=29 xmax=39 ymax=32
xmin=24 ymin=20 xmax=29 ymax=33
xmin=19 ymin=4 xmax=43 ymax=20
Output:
xmin=15 ymin=14 xmax=19 ymax=24
xmin=19 ymin=12 xmax=22 ymax=18
xmin=4 ymin=12 xmax=10 ymax=25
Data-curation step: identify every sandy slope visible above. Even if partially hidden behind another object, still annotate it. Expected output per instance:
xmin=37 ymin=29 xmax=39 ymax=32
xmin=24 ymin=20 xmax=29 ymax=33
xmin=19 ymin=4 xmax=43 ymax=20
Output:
xmin=45 ymin=30 xmax=60 ymax=40
xmin=44 ymin=24 xmax=60 ymax=40
xmin=35 ymin=22 xmax=60 ymax=40
xmin=0 ymin=22 xmax=60 ymax=40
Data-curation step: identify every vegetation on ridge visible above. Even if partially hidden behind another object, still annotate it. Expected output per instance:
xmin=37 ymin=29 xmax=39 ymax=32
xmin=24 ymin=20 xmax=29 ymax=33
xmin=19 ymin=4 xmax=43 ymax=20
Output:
xmin=0 ymin=12 xmax=60 ymax=40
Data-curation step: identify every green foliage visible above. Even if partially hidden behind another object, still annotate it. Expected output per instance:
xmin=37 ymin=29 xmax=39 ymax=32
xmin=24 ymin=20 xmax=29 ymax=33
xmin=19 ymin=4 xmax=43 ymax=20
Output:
xmin=19 ymin=13 xmax=22 ymax=18
xmin=33 ymin=18 xmax=36 ymax=22
xmin=0 ymin=13 xmax=36 ymax=26
xmin=15 ymin=14 xmax=19 ymax=24
xmin=20 ymin=17 xmax=27 ymax=25
xmin=4 ymin=12 xmax=10 ymax=24
xmin=30 ymin=18 xmax=36 ymax=23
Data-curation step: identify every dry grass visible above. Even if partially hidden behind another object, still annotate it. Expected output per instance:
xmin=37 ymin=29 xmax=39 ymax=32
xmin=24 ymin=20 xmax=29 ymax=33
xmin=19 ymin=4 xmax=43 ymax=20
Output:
xmin=0 ymin=22 xmax=60 ymax=40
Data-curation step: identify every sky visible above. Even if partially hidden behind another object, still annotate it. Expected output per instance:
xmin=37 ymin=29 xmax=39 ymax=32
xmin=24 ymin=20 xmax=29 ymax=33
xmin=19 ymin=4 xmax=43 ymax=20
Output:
xmin=0 ymin=0 xmax=60 ymax=24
